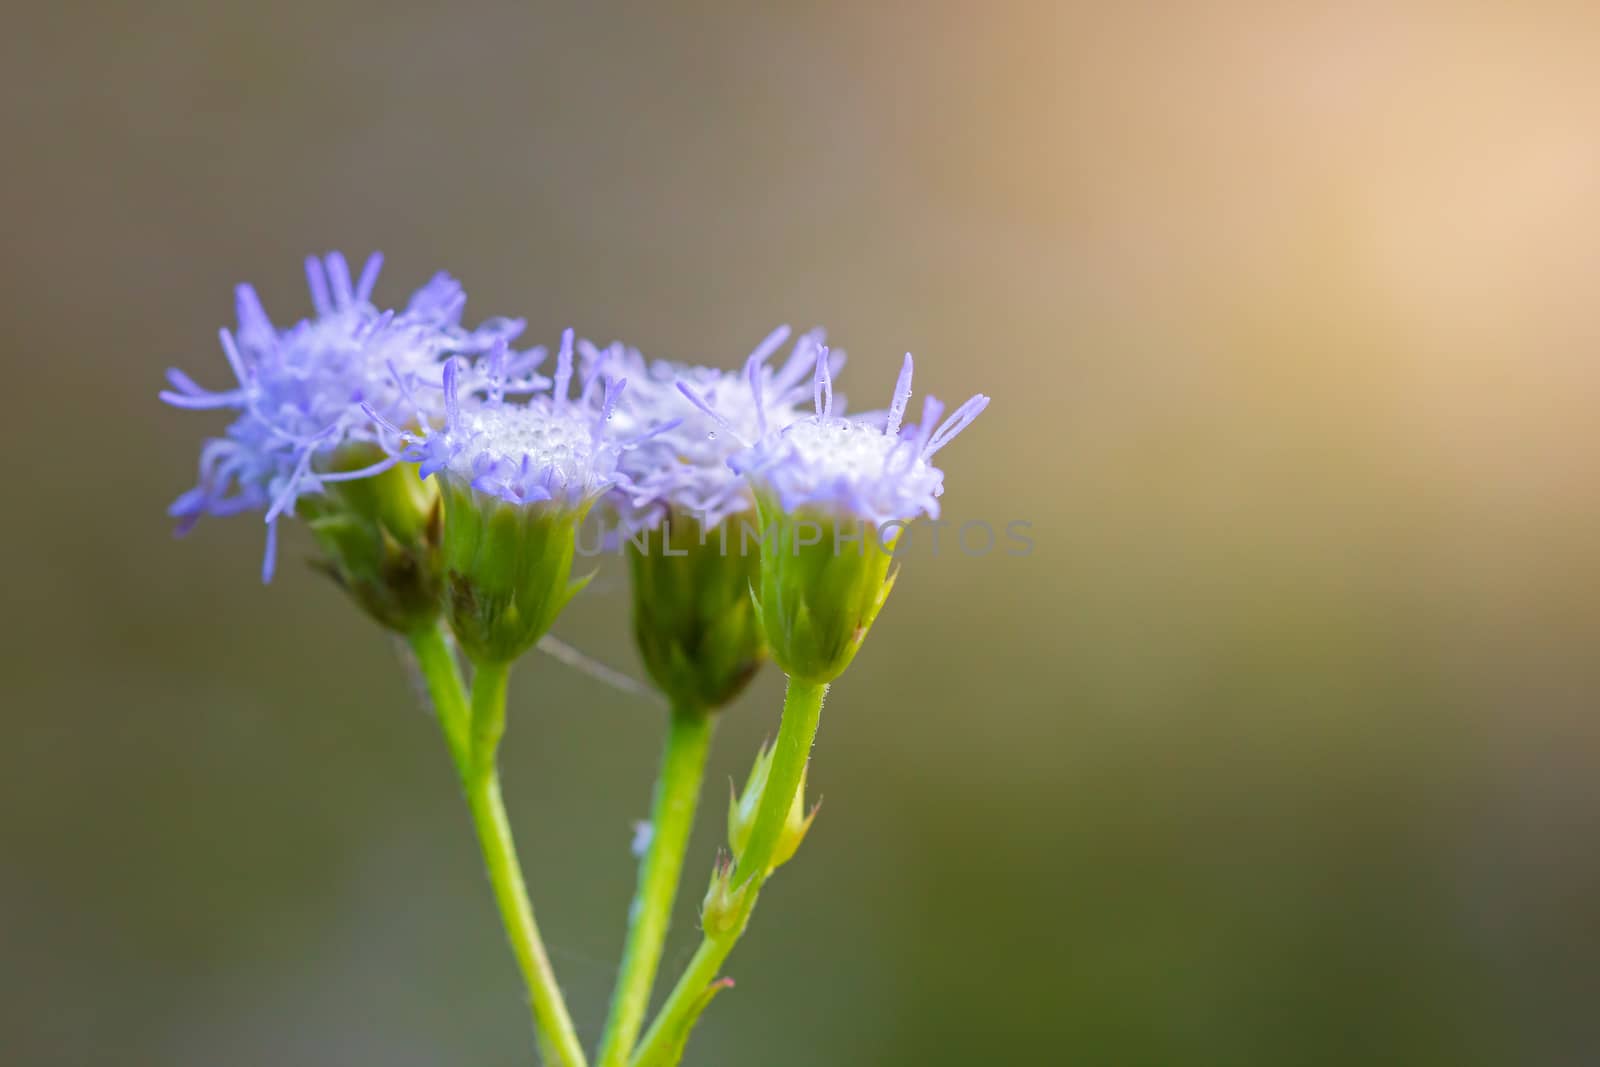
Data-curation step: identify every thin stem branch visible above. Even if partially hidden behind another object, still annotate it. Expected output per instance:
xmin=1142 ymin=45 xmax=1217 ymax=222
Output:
xmin=406 ymin=622 xmax=469 ymax=765
xmin=626 ymin=900 xmax=751 ymax=1067
xmin=464 ymin=658 xmax=588 ymax=1067
xmin=629 ymin=676 xmax=828 ymax=1067
xmin=469 ymin=658 xmax=512 ymax=778
xmin=734 ymin=678 xmax=826 ymax=885
xmin=466 ymin=766 xmax=589 ymax=1067
xmin=405 ymin=631 xmax=587 ymax=1067
xmin=594 ymin=708 xmax=715 ymax=1067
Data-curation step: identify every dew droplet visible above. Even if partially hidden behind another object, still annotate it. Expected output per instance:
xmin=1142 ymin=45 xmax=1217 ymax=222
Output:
xmin=707 ymin=431 xmax=718 ymax=440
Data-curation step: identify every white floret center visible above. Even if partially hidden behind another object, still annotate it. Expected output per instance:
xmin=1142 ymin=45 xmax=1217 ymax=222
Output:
xmin=451 ymin=402 xmax=597 ymax=485
xmin=781 ymin=417 xmax=904 ymax=483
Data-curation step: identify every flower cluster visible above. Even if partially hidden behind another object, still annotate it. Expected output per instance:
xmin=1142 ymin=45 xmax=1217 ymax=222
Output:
xmin=162 ymin=251 xmax=527 ymax=580
xmin=161 ymin=250 xmax=996 ymax=1067
xmin=167 ymin=249 xmax=988 ymax=583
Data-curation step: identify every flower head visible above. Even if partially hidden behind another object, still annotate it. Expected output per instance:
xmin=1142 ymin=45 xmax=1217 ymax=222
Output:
xmin=162 ymin=251 xmax=528 ymax=582
xmin=713 ymin=346 xmax=991 ymax=685
xmin=398 ymin=329 xmax=631 ymax=508
xmin=371 ymin=330 xmax=677 ymax=664
xmin=584 ymin=326 xmax=835 ymax=534
xmin=727 ymin=350 xmax=990 ymax=528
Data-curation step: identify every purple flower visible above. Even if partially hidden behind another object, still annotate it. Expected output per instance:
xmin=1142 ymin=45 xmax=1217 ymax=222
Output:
xmin=162 ymin=251 xmax=528 ymax=581
xmin=583 ymin=326 xmax=838 ymax=533
xmin=685 ymin=346 xmax=989 ymax=528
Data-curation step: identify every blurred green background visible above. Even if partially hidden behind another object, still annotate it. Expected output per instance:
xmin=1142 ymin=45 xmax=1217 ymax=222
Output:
xmin=3 ymin=3 xmax=1598 ymax=1065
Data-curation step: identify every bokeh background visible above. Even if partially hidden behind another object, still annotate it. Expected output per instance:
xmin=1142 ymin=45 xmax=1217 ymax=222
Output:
xmin=3 ymin=3 xmax=1598 ymax=1065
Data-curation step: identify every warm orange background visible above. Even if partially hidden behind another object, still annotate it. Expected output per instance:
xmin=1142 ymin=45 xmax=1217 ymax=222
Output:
xmin=3 ymin=4 xmax=1597 ymax=1064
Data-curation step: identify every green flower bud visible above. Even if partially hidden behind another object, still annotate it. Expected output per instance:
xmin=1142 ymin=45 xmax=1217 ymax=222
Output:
xmin=728 ymin=741 xmax=816 ymax=874
xmin=627 ymin=510 xmax=765 ymax=713
xmin=699 ymin=854 xmax=753 ymax=941
xmin=750 ymin=492 xmax=898 ymax=686
xmin=438 ymin=476 xmax=593 ymax=665
xmin=302 ymin=444 xmax=444 ymax=634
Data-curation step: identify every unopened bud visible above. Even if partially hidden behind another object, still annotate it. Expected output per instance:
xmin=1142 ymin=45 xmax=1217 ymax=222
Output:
xmin=700 ymin=854 xmax=752 ymax=940
xmin=304 ymin=444 xmax=444 ymax=634
xmin=628 ymin=509 xmax=765 ymax=712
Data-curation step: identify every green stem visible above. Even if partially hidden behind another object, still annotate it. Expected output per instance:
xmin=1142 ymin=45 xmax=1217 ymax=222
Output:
xmin=469 ymin=659 xmax=512 ymax=778
xmin=627 ymin=898 xmax=753 ymax=1067
xmin=594 ymin=708 xmax=715 ymax=1067
xmin=406 ymin=622 xmax=470 ymax=767
xmin=735 ymin=677 xmax=826 ymax=885
xmin=629 ymin=676 xmax=828 ymax=1067
xmin=466 ymin=767 xmax=589 ymax=1067
xmin=464 ymin=657 xmax=588 ymax=1067
xmin=405 ymin=628 xmax=586 ymax=1065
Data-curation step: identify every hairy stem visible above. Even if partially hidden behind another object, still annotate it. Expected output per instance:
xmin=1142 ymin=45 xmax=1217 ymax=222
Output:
xmin=734 ymin=678 xmax=826 ymax=885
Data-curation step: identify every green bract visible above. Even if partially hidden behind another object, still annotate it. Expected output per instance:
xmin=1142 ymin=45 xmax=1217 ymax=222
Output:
xmin=439 ymin=476 xmax=593 ymax=664
xmin=303 ymin=444 xmax=444 ymax=634
xmin=627 ymin=510 xmax=765 ymax=713
xmin=698 ymin=856 xmax=753 ymax=941
xmin=750 ymin=491 xmax=898 ymax=686
xmin=728 ymin=742 xmax=814 ymax=874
